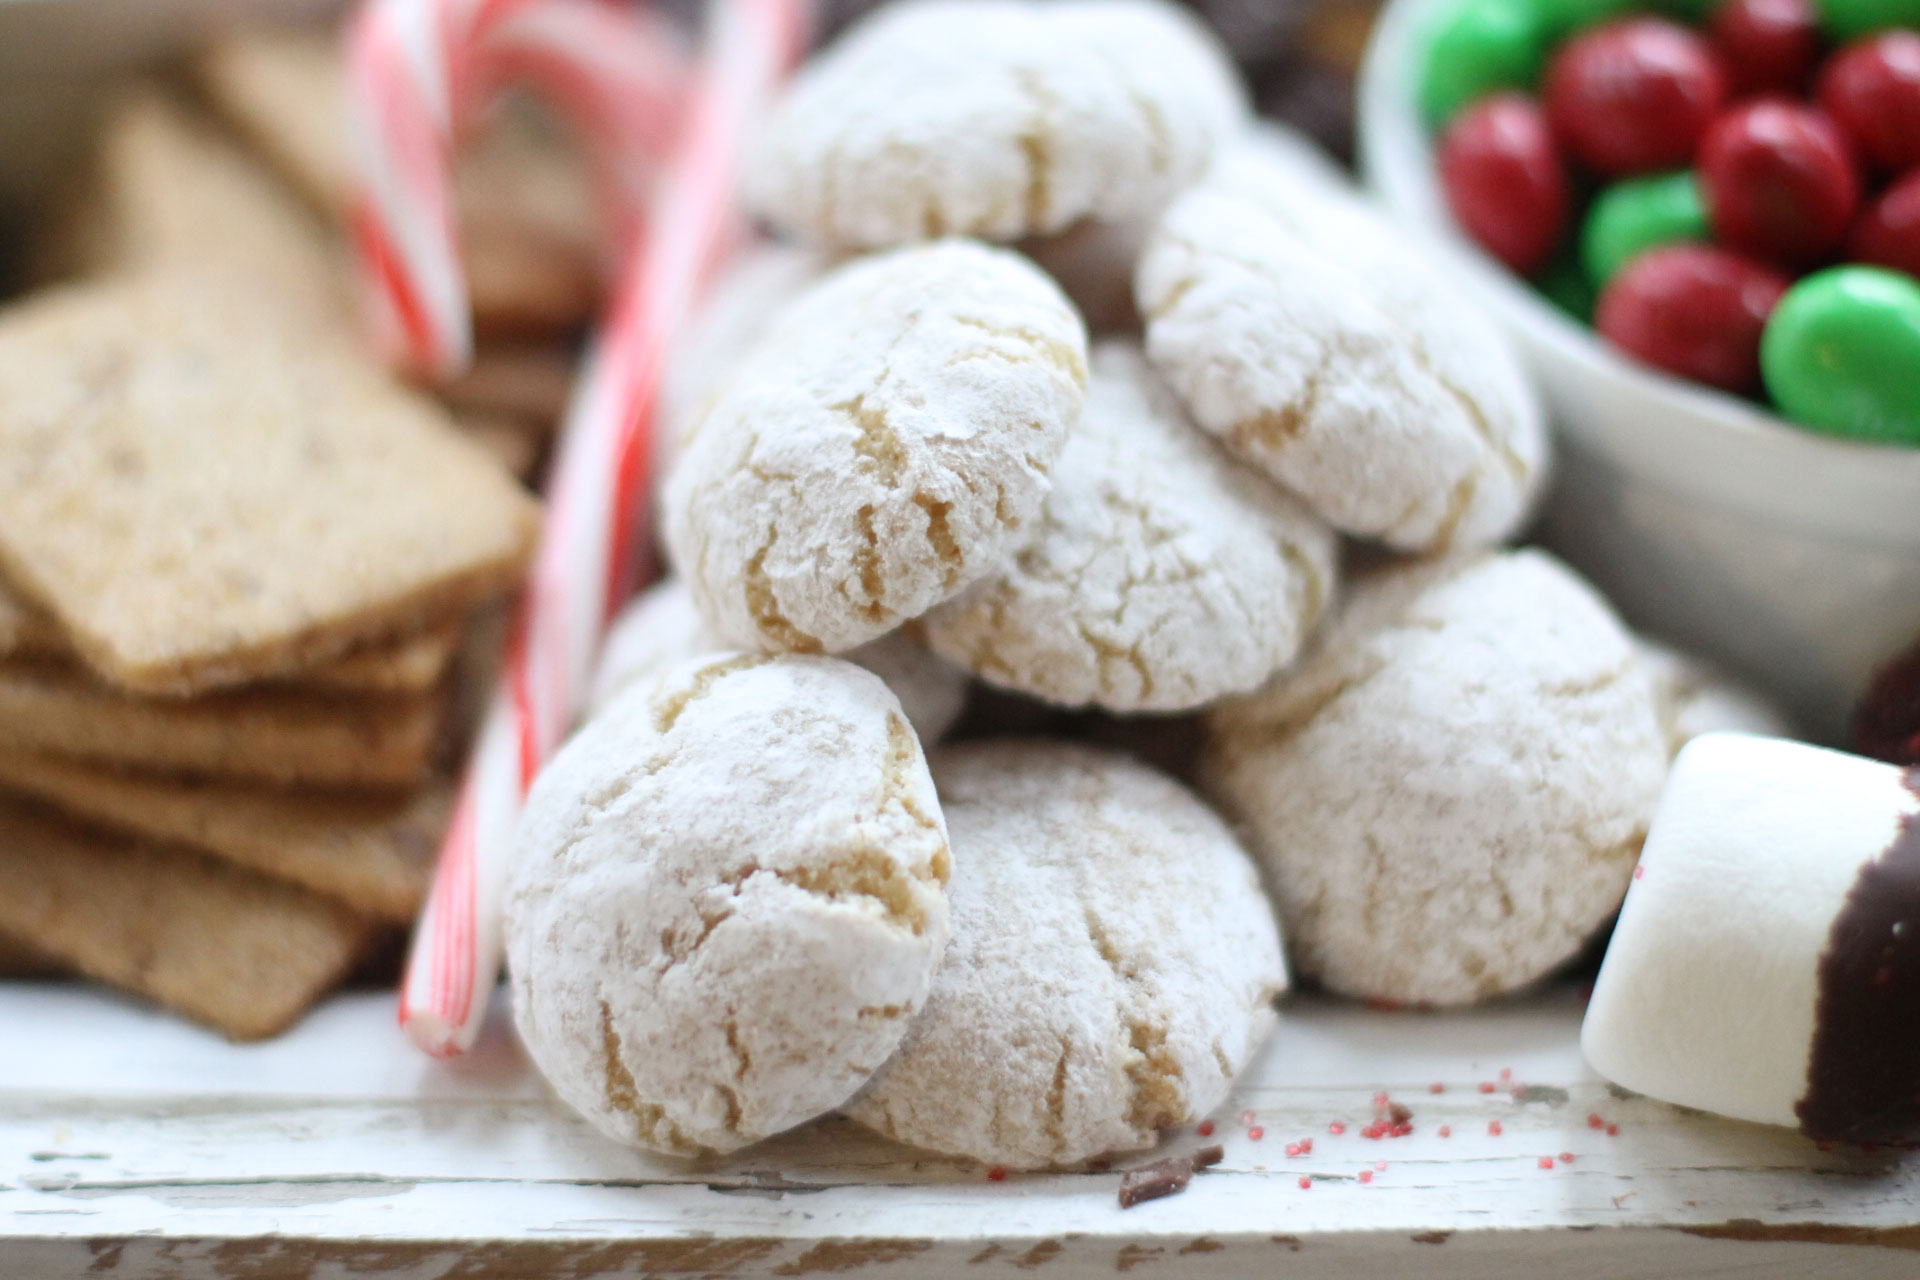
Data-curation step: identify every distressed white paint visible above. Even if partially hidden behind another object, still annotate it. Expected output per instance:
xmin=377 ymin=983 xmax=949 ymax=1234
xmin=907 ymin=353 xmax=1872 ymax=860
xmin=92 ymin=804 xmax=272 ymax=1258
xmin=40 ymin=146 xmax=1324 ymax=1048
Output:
xmin=1 ymin=984 xmax=1916 ymax=1278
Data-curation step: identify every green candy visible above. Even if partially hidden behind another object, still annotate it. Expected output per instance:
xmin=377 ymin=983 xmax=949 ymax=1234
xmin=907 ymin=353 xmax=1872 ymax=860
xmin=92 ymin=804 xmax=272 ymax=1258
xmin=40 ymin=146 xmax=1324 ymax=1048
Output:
xmin=1419 ymin=0 xmax=1548 ymax=129
xmin=1537 ymin=254 xmax=1598 ymax=323
xmin=1531 ymin=0 xmax=1639 ymax=38
xmin=1761 ymin=268 xmax=1920 ymax=446
xmin=1582 ymin=172 xmax=1710 ymax=288
xmin=1812 ymin=0 xmax=1920 ymax=41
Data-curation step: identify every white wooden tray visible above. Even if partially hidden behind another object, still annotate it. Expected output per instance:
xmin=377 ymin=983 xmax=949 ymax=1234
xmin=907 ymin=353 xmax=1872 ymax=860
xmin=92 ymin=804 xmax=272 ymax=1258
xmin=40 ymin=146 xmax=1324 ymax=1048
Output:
xmin=3 ymin=982 xmax=1917 ymax=1277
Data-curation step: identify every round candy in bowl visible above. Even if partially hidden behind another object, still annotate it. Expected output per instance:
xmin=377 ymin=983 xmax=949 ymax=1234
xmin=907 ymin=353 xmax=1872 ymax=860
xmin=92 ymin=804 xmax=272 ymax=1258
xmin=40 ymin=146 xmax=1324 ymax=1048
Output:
xmin=1358 ymin=0 xmax=1920 ymax=740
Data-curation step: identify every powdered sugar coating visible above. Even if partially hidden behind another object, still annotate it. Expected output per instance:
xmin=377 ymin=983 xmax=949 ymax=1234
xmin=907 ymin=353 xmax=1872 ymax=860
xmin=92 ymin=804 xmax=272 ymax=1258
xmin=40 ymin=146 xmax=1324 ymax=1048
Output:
xmin=506 ymin=654 xmax=951 ymax=1155
xmin=591 ymin=577 xmax=967 ymax=743
xmin=844 ymin=741 xmax=1285 ymax=1169
xmin=748 ymin=0 xmax=1246 ymax=249
xmin=664 ymin=240 xmax=1088 ymax=654
xmin=1634 ymin=638 xmax=1791 ymax=758
xmin=924 ymin=342 xmax=1337 ymax=712
xmin=656 ymin=242 xmax=832 ymax=482
xmin=1137 ymin=137 xmax=1548 ymax=552
xmin=1202 ymin=551 xmax=1667 ymax=1006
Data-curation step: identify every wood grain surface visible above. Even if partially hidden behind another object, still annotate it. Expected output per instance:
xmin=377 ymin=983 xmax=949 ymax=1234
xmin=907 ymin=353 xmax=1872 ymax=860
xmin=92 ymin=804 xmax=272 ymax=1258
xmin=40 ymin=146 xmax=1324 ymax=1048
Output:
xmin=2 ymin=984 xmax=1917 ymax=1278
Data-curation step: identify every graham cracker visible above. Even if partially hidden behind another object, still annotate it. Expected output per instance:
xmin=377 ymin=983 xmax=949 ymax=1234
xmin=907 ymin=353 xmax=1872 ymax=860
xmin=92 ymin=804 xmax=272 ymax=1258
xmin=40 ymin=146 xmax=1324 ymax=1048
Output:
xmin=439 ymin=344 xmax=576 ymax=430
xmin=0 ymin=578 xmax=464 ymax=695
xmin=0 ymin=661 xmax=445 ymax=788
xmin=0 ymin=270 xmax=540 ymax=697
xmin=457 ymin=412 xmax=547 ymax=483
xmin=0 ymin=800 xmax=374 ymax=1039
xmin=76 ymin=88 xmax=345 ymax=317
xmin=0 ymin=752 xmax=450 ymax=921
xmin=193 ymin=30 xmax=604 ymax=339
xmin=0 ymin=928 xmax=67 ymax=979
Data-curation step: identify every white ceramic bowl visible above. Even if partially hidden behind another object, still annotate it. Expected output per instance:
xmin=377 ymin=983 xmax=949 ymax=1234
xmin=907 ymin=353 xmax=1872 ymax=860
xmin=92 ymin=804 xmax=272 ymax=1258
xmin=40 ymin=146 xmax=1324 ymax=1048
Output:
xmin=1357 ymin=0 xmax=1920 ymax=741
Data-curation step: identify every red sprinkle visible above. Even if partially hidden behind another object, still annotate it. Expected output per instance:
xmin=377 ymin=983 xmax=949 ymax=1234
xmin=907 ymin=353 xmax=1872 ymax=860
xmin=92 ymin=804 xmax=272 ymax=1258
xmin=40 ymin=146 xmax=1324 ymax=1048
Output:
xmin=1438 ymin=1126 xmax=1453 ymax=1138
xmin=1359 ymin=1169 xmax=1374 ymax=1185
xmin=1499 ymin=1068 xmax=1513 ymax=1081
xmin=1479 ymin=1082 xmax=1497 ymax=1094
xmin=1430 ymin=1083 xmax=1446 ymax=1094
xmin=987 ymin=1166 xmax=1008 ymax=1182
xmin=1539 ymin=1157 xmax=1556 ymax=1170
xmin=1634 ymin=865 xmax=1645 ymax=880
xmin=1241 ymin=1110 xmax=1257 ymax=1126
xmin=1298 ymin=1176 xmax=1312 ymax=1190
xmin=1373 ymin=1092 xmax=1390 ymax=1107
xmin=1286 ymin=1142 xmax=1303 ymax=1158
xmin=1376 ymin=1160 xmax=1388 ymax=1171
xmin=1300 ymin=1138 xmax=1313 ymax=1155
xmin=1588 ymin=1114 xmax=1606 ymax=1130
xmin=1328 ymin=1121 xmax=1347 ymax=1135
xmin=1606 ymin=1124 xmax=1620 ymax=1137
xmin=1196 ymin=1120 xmax=1215 ymax=1137
xmin=1560 ymin=1152 xmax=1576 ymax=1164
xmin=1248 ymin=1127 xmax=1265 ymax=1141
xmin=1489 ymin=1122 xmax=1504 ymax=1137
xmin=1361 ymin=1123 xmax=1385 ymax=1140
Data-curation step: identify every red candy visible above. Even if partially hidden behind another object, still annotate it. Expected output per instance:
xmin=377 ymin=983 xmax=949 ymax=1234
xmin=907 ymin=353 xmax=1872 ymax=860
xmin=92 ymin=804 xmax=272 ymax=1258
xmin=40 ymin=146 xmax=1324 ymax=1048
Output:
xmin=1545 ymin=18 xmax=1729 ymax=177
xmin=1596 ymin=244 xmax=1791 ymax=392
xmin=1699 ymin=101 xmax=1861 ymax=266
xmin=1818 ymin=33 xmax=1920 ymax=174
xmin=1709 ymin=0 xmax=1822 ymax=98
xmin=1438 ymin=94 xmax=1572 ymax=275
xmin=1851 ymin=170 xmax=1920 ymax=281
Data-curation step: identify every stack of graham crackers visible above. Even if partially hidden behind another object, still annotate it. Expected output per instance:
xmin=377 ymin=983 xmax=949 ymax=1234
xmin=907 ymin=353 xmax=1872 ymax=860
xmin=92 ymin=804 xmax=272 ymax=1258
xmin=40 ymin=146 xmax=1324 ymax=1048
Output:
xmin=0 ymin=27 xmax=601 ymax=1039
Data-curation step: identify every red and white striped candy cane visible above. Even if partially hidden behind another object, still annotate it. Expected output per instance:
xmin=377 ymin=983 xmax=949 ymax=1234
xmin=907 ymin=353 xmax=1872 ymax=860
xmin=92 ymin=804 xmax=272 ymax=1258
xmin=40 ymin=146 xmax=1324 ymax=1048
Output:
xmin=398 ymin=0 xmax=811 ymax=1058
xmin=347 ymin=0 xmax=690 ymax=382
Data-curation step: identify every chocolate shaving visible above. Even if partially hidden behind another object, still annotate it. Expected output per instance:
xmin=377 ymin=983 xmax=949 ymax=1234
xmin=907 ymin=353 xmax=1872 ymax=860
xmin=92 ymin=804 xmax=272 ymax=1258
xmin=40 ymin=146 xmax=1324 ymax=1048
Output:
xmin=1389 ymin=1103 xmax=1413 ymax=1125
xmin=1117 ymin=1145 xmax=1227 ymax=1209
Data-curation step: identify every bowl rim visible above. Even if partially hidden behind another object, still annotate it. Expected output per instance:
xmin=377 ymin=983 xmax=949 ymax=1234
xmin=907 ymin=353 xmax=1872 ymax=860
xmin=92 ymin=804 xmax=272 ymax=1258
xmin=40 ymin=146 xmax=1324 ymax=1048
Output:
xmin=1354 ymin=0 xmax=1920 ymax=480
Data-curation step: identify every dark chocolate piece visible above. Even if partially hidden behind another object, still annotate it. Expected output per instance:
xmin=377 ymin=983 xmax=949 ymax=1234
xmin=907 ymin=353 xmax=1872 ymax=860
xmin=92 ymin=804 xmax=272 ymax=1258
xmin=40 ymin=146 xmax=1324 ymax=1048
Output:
xmin=1191 ymin=1143 xmax=1226 ymax=1169
xmin=1852 ymin=637 xmax=1920 ymax=767
xmin=1795 ymin=771 xmax=1920 ymax=1143
xmin=1118 ymin=1156 xmax=1195 ymax=1209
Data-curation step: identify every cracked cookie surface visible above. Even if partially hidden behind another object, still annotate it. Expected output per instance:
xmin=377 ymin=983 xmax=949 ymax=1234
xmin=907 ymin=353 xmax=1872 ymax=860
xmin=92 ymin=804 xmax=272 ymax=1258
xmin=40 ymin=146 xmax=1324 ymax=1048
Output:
xmin=747 ymin=0 xmax=1245 ymax=249
xmin=590 ymin=577 xmax=967 ymax=744
xmin=1201 ymin=551 xmax=1668 ymax=1007
xmin=664 ymin=239 xmax=1088 ymax=655
xmin=1136 ymin=131 xmax=1549 ymax=552
xmin=844 ymin=741 xmax=1285 ymax=1169
xmin=925 ymin=342 xmax=1337 ymax=713
xmin=506 ymin=654 xmax=951 ymax=1156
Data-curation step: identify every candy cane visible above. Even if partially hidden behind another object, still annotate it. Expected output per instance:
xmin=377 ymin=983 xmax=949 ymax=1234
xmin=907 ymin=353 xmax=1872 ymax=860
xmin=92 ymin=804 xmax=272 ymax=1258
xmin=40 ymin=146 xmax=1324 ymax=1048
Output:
xmin=397 ymin=0 xmax=810 ymax=1058
xmin=346 ymin=0 xmax=691 ymax=382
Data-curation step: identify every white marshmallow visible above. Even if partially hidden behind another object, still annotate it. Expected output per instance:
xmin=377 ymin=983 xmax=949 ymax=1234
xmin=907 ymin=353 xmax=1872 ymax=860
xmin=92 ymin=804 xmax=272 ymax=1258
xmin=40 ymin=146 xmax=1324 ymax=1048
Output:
xmin=1583 ymin=733 xmax=1920 ymax=1134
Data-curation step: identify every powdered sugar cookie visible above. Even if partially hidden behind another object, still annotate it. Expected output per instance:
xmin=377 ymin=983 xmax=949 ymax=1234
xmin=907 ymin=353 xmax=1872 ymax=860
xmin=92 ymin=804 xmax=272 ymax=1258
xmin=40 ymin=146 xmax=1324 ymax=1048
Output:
xmin=749 ymin=0 xmax=1245 ymax=249
xmin=664 ymin=239 xmax=1087 ymax=655
xmin=1202 ymin=551 xmax=1667 ymax=1006
xmin=590 ymin=578 xmax=967 ymax=743
xmin=507 ymin=653 xmax=951 ymax=1155
xmin=1137 ymin=137 xmax=1548 ymax=552
xmin=845 ymin=741 xmax=1283 ymax=1168
xmin=1634 ymin=638 xmax=1791 ymax=758
xmin=656 ymin=242 xmax=833 ymax=482
xmin=925 ymin=342 xmax=1336 ymax=713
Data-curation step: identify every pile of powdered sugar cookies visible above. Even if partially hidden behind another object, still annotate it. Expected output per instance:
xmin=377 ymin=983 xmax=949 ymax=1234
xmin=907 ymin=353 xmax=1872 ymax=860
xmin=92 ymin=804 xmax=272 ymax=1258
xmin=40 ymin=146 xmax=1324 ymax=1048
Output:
xmin=503 ymin=0 xmax=1787 ymax=1171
